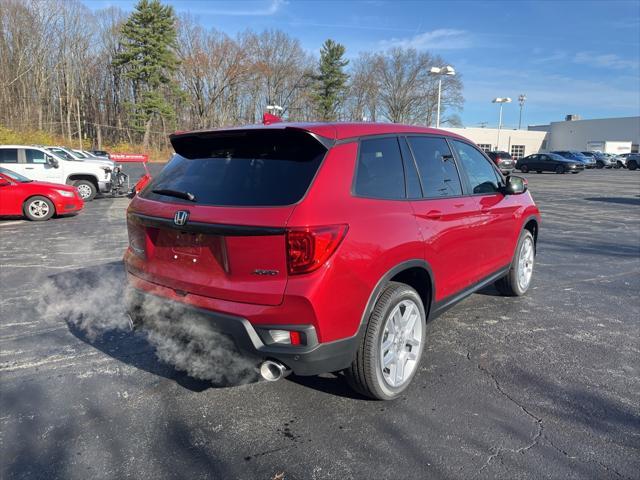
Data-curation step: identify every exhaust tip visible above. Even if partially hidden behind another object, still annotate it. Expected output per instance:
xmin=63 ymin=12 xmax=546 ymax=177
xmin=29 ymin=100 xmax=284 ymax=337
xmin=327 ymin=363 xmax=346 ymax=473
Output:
xmin=259 ymin=360 xmax=288 ymax=382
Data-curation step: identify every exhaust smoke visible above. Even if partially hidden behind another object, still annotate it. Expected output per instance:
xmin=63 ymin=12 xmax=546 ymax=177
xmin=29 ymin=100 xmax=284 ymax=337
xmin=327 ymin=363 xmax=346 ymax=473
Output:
xmin=39 ymin=262 xmax=257 ymax=385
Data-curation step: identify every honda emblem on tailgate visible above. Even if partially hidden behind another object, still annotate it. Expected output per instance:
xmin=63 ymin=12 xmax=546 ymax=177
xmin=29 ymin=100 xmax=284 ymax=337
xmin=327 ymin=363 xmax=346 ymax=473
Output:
xmin=174 ymin=210 xmax=189 ymax=226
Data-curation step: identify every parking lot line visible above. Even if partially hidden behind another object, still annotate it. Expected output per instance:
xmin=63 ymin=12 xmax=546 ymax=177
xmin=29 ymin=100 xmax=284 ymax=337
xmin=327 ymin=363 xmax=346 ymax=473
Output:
xmin=0 ymin=220 xmax=26 ymax=226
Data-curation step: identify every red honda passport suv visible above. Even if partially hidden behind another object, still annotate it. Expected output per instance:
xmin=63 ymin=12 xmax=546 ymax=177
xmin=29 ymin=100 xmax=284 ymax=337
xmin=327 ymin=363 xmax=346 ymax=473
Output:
xmin=124 ymin=123 xmax=540 ymax=400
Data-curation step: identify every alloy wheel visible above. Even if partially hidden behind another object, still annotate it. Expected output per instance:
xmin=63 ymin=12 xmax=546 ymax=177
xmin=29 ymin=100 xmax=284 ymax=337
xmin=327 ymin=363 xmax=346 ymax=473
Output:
xmin=517 ymin=236 xmax=534 ymax=291
xmin=28 ymin=200 xmax=50 ymax=218
xmin=379 ymin=299 xmax=423 ymax=388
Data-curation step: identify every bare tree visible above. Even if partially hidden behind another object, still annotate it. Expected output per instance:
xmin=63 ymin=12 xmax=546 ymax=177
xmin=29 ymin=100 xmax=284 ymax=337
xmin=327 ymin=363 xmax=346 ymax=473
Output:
xmin=0 ymin=1 xmax=465 ymax=150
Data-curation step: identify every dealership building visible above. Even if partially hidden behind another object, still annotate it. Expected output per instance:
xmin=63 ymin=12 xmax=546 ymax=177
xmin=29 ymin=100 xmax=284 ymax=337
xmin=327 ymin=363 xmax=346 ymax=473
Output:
xmin=443 ymin=115 xmax=640 ymax=160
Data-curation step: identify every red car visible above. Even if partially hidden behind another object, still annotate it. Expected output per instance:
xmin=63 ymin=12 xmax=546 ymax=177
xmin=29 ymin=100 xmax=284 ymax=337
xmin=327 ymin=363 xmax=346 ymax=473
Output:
xmin=0 ymin=167 xmax=84 ymax=221
xmin=125 ymin=123 xmax=540 ymax=399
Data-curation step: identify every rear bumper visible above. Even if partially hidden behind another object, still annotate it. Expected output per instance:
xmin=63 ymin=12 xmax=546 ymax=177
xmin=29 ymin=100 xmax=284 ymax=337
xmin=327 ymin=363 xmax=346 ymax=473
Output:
xmin=125 ymin=285 xmax=360 ymax=376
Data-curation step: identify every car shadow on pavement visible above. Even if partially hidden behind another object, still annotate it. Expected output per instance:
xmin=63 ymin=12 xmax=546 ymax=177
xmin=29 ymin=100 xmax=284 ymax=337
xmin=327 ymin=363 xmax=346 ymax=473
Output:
xmin=47 ymin=262 xmax=259 ymax=392
xmin=584 ymin=196 xmax=640 ymax=206
xmin=287 ymin=373 xmax=370 ymax=400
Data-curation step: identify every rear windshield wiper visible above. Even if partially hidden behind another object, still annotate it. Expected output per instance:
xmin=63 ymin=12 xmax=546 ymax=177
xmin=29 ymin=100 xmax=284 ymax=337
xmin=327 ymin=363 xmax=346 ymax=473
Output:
xmin=152 ymin=188 xmax=197 ymax=202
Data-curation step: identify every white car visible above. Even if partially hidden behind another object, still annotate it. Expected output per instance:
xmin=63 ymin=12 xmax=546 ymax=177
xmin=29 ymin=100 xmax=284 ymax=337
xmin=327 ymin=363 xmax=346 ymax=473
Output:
xmin=0 ymin=145 xmax=112 ymax=200
xmin=46 ymin=146 xmax=115 ymax=169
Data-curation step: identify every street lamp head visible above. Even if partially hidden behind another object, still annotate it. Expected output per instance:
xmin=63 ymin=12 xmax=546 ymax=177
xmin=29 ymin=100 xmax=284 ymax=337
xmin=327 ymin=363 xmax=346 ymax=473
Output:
xmin=518 ymin=94 xmax=527 ymax=105
xmin=430 ymin=65 xmax=456 ymax=76
xmin=492 ymin=97 xmax=512 ymax=104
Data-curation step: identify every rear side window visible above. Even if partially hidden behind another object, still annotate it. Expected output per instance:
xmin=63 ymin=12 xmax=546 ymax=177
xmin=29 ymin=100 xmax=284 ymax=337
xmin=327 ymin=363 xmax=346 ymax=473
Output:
xmin=355 ymin=137 xmax=405 ymax=199
xmin=0 ymin=149 xmax=18 ymax=163
xmin=407 ymin=136 xmax=463 ymax=198
xmin=25 ymin=149 xmax=47 ymax=164
xmin=143 ymin=130 xmax=326 ymax=206
xmin=451 ymin=141 xmax=501 ymax=195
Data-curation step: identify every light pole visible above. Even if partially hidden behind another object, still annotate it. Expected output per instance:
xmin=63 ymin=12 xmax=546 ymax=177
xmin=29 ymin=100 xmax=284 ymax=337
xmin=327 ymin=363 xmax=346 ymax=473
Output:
xmin=492 ymin=97 xmax=512 ymax=150
xmin=429 ymin=65 xmax=456 ymax=128
xmin=518 ymin=94 xmax=527 ymax=129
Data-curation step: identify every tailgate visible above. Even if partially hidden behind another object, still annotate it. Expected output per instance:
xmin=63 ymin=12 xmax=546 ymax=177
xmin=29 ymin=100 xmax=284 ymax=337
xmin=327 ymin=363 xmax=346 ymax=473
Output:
xmin=128 ymin=208 xmax=291 ymax=306
xmin=126 ymin=128 xmax=329 ymax=306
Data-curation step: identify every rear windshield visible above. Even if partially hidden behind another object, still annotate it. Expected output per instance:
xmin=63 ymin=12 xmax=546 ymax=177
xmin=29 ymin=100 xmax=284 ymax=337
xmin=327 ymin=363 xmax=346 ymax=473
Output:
xmin=142 ymin=129 xmax=327 ymax=206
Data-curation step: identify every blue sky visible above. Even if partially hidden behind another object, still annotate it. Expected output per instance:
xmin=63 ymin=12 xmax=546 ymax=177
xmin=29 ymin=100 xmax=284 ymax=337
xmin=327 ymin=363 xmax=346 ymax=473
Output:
xmin=84 ymin=0 xmax=640 ymax=128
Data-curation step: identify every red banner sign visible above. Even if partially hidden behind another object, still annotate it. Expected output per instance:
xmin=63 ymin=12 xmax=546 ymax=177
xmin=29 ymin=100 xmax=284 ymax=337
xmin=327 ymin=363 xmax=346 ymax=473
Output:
xmin=110 ymin=153 xmax=148 ymax=163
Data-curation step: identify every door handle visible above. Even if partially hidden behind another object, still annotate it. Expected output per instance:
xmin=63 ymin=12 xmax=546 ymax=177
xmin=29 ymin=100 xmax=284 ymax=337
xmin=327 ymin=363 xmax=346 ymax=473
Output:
xmin=421 ymin=210 xmax=443 ymax=220
xmin=25 ymin=167 xmax=34 ymax=170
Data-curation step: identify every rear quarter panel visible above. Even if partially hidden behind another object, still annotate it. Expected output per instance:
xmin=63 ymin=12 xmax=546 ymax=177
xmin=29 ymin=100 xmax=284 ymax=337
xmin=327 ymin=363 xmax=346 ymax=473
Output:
xmin=285 ymin=142 xmax=423 ymax=342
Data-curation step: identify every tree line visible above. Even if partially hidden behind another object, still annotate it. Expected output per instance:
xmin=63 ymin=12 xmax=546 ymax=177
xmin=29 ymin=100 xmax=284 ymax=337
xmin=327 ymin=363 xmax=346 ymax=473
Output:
xmin=0 ymin=0 xmax=464 ymax=151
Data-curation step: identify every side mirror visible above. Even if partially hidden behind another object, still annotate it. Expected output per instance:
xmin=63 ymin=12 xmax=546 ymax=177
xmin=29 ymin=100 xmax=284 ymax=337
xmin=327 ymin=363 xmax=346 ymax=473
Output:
xmin=0 ymin=179 xmax=11 ymax=187
xmin=47 ymin=155 xmax=59 ymax=168
xmin=504 ymin=175 xmax=527 ymax=195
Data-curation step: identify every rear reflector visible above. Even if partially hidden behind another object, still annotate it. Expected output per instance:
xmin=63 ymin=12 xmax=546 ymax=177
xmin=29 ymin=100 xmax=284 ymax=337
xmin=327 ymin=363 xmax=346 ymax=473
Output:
xmin=289 ymin=331 xmax=301 ymax=345
xmin=286 ymin=224 xmax=348 ymax=275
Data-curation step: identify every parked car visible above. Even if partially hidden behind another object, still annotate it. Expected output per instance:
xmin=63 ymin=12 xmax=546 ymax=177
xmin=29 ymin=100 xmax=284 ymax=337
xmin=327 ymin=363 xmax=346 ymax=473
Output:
xmin=0 ymin=145 xmax=112 ymax=200
xmin=581 ymin=151 xmax=613 ymax=169
xmin=45 ymin=146 xmax=115 ymax=168
xmin=623 ymin=153 xmax=639 ymax=170
xmin=551 ymin=150 xmax=596 ymax=168
xmin=0 ymin=167 xmax=83 ymax=220
xmin=618 ymin=153 xmax=639 ymax=170
xmin=517 ymin=153 xmax=584 ymax=174
xmin=45 ymin=146 xmax=129 ymax=196
xmin=486 ymin=151 xmax=515 ymax=174
xmin=89 ymin=150 xmax=110 ymax=159
xmin=124 ymin=122 xmax=540 ymax=400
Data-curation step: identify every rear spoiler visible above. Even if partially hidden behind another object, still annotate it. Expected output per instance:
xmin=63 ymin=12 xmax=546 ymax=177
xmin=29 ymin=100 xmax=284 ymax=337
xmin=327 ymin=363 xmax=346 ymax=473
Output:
xmin=169 ymin=127 xmax=334 ymax=157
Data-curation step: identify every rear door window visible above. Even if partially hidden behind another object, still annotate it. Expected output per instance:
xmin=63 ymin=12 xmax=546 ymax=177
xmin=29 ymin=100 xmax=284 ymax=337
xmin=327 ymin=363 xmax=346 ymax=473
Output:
xmin=407 ymin=136 xmax=463 ymax=198
xmin=451 ymin=140 xmax=501 ymax=195
xmin=0 ymin=149 xmax=18 ymax=163
xmin=355 ymin=137 xmax=406 ymax=199
xmin=144 ymin=130 xmax=327 ymax=206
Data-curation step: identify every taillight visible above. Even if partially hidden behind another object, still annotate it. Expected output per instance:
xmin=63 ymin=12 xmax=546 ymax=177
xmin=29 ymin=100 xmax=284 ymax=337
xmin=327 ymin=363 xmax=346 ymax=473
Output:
xmin=286 ymin=224 xmax=348 ymax=275
xmin=127 ymin=218 xmax=146 ymax=258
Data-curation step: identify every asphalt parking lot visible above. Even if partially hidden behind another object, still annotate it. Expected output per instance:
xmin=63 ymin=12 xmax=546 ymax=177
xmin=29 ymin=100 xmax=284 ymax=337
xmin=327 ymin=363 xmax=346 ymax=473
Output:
xmin=1 ymin=165 xmax=639 ymax=480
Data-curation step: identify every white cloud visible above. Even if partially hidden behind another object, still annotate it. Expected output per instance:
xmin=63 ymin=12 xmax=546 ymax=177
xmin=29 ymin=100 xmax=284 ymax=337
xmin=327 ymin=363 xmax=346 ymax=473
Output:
xmin=379 ymin=29 xmax=471 ymax=50
xmin=193 ymin=0 xmax=287 ymax=16
xmin=531 ymin=50 xmax=567 ymax=64
xmin=573 ymin=51 xmax=638 ymax=70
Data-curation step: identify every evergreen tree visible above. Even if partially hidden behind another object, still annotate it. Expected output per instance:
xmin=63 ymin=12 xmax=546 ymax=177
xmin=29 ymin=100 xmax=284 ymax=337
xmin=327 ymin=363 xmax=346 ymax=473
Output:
xmin=113 ymin=0 xmax=179 ymax=149
xmin=312 ymin=39 xmax=349 ymax=121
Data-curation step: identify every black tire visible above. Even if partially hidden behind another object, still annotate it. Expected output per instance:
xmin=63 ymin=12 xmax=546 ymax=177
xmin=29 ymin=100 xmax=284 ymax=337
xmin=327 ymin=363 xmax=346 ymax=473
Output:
xmin=519 ymin=165 xmax=529 ymax=173
xmin=536 ymin=170 xmax=542 ymax=174
xmin=628 ymin=160 xmax=638 ymax=171
xmin=495 ymin=230 xmax=535 ymax=297
xmin=596 ymin=161 xmax=604 ymax=169
xmin=345 ymin=282 xmax=426 ymax=400
xmin=23 ymin=196 xmax=55 ymax=221
xmin=74 ymin=180 xmax=97 ymax=201
xmin=555 ymin=165 xmax=565 ymax=174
